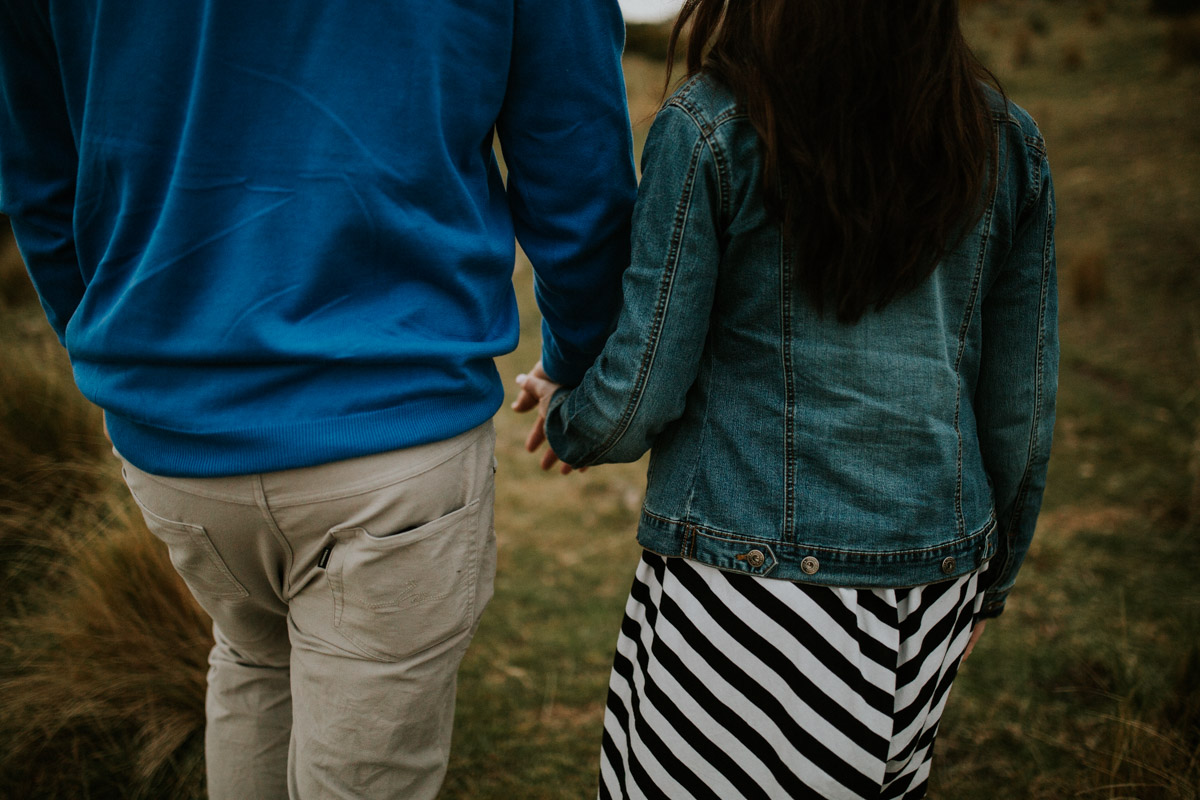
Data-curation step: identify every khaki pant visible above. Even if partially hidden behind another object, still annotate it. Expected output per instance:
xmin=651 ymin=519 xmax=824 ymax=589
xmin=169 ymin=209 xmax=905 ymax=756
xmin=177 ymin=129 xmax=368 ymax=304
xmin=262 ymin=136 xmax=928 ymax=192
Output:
xmin=118 ymin=422 xmax=497 ymax=800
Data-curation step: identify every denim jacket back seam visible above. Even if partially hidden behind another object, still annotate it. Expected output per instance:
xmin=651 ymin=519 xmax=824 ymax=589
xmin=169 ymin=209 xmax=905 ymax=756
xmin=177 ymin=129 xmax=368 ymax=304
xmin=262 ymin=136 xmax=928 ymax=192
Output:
xmin=781 ymin=238 xmax=798 ymax=544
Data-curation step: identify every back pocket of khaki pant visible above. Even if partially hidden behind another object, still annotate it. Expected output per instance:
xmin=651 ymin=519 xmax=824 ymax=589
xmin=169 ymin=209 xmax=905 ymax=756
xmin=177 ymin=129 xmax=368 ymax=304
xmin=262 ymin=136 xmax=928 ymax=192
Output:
xmin=327 ymin=498 xmax=482 ymax=662
xmin=132 ymin=499 xmax=251 ymax=601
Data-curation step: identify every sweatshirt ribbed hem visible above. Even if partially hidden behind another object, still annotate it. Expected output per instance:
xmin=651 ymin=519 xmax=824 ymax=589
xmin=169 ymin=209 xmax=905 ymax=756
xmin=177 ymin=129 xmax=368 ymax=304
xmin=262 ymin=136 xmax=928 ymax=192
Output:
xmin=105 ymin=389 xmax=502 ymax=478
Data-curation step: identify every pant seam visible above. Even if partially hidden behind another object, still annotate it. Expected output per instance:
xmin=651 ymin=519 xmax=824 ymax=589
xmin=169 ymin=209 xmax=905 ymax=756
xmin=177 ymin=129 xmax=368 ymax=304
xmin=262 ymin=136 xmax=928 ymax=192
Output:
xmin=253 ymin=472 xmax=297 ymax=599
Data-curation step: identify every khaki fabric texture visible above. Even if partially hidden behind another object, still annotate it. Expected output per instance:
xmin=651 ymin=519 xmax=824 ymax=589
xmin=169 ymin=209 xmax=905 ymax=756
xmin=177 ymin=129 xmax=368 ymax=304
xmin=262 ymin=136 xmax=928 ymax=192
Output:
xmin=119 ymin=422 xmax=497 ymax=800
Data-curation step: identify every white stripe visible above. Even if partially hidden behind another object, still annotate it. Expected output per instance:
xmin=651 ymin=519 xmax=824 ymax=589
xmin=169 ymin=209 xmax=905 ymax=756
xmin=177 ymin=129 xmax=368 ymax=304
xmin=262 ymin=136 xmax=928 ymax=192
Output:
xmin=608 ymin=586 xmax=745 ymax=800
xmin=743 ymin=573 xmax=901 ymax=692
xmin=612 ymin=576 xmax=703 ymax=800
xmin=600 ymin=557 xmax=984 ymax=800
xmin=657 ymin=565 xmax=874 ymax=799
xmin=719 ymin=575 xmax=899 ymax=728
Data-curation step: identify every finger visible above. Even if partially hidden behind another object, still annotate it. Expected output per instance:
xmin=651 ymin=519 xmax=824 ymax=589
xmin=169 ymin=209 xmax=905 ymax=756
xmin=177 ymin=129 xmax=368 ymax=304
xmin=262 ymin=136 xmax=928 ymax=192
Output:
xmin=962 ymin=620 xmax=987 ymax=662
xmin=540 ymin=446 xmax=560 ymax=471
xmin=525 ymin=416 xmax=547 ymax=453
xmin=511 ymin=387 xmax=539 ymax=413
xmin=511 ymin=375 xmax=539 ymax=412
xmin=521 ymin=373 xmax=555 ymax=399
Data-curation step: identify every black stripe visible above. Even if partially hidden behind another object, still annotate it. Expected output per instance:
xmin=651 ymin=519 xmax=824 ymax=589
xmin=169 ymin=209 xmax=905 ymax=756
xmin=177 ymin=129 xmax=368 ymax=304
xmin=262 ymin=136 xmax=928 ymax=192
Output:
xmin=599 ymin=687 xmax=630 ymax=800
xmin=901 ymin=777 xmax=930 ymax=800
xmin=616 ymin=582 xmax=747 ymax=800
xmin=672 ymin=560 xmax=893 ymax=759
xmin=598 ymin=729 xmax=617 ymax=800
xmin=892 ymin=585 xmax=974 ymax=738
xmin=602 ymin=556 xmax=973 ymax=800
xmin=892 ymin=603 xmax=976 ymax=769
xmin=608 ymin=641 xmax=686 ymax=800
xmin=896 ymin=576 xmax=972 ymax=687
xmin=729 ymin=576 xmax=897 ymax=715
xmin=661 ymin=564 xmax=879 ymax=798
xmin=854 ymin=587 xmax=902 ymax=638
xmin=896 ymin=576 xmax=962 ymax=644
xmin=799 ymin=582 xmax=900 ymax=671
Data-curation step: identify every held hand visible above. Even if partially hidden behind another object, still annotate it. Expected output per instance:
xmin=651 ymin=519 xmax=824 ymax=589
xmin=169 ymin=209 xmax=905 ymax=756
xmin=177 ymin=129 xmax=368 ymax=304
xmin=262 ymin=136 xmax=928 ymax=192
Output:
xmin=962 ymin=619 xmax=987 ymax=662
xmin=512 ymin=361 xmax=579 ymax=474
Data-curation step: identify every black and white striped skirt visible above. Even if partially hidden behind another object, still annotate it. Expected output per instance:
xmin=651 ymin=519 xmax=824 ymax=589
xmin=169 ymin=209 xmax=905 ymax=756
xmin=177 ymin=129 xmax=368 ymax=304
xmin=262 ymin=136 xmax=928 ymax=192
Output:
xmin=598 ymin=551 xmax=986 ymax=800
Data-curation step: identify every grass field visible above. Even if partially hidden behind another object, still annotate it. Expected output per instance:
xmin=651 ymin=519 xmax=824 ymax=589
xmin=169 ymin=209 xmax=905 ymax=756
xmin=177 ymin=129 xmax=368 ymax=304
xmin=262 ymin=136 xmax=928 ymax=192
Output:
xmin=2 ymin=1 xmax=1198 ymax=798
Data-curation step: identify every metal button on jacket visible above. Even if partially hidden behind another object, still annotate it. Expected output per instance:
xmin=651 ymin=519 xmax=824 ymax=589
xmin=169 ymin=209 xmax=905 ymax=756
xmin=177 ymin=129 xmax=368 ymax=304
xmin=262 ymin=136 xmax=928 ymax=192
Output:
xmin=745 ymin=549 xmax=766 ymax=568
xmin=800 ymin=556 xmax=820 ymax=575
xmin=941 ymin=557 xmax=956 ymax=574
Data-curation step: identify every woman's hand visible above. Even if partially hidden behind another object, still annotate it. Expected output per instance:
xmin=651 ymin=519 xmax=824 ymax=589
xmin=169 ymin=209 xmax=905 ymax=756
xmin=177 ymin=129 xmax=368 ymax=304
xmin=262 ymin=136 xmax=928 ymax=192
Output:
xmin=512 ymin=360 xmax=579 ymax=474
xmin=962 ymin=619 xmax=987 ymax=662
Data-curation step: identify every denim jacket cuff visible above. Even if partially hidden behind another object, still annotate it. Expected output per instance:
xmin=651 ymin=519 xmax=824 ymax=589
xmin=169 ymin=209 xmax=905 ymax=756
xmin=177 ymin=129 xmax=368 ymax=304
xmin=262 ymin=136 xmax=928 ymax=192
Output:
xmin=978 ymin=590 xmax=1009 ymax=619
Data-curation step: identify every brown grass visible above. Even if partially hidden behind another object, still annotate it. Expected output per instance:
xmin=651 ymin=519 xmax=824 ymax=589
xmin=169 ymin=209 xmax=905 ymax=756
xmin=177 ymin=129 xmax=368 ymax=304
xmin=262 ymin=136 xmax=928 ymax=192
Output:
xmin=1013 ymin=24 xmax=1036 ymax=68
xmin=1062 ymin=39 xmax=1087 ymax=71
xmin=1086 ymin=1 xmax=1110 ymax=28
xmin=0 ymin=220 xmax=37 ymax=310
xmin=1189 ymin=325 xmax=1200 ymax=533
xmin=1069 ymin=245 xmax=1110 ymax=307
xmin=1165 ymin=14 xmax=1200 ymax=68
xmin=0 ymin=498 xmax=211 ymax=793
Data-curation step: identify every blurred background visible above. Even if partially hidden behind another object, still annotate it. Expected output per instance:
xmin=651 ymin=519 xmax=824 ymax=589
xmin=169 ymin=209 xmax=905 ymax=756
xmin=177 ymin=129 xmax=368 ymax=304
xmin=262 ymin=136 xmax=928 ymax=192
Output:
xmin=619 ymin=0 xmax=684 ymax=23
xmin=1 ymin=1 xmax=1198 ymax=798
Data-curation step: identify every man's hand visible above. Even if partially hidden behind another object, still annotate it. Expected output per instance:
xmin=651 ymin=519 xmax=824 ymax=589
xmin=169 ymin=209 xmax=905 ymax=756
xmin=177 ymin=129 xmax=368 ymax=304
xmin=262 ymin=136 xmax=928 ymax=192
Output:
xmin=512 ymin=360 xmax=579 ymax=474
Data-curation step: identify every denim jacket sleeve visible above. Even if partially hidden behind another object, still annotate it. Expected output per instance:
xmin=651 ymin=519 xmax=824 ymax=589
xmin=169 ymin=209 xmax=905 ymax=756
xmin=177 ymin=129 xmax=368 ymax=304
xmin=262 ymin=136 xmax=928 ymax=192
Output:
xmin=544 ymin=103 xmax=722 ymax=466
xmin=974 ymin=141 xmax=1058 ymax=618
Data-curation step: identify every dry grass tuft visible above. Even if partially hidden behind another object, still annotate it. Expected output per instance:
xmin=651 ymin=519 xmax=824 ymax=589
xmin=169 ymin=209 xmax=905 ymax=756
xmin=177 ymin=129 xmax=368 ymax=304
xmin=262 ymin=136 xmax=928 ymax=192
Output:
xmin=1026 ymin=8 xmax=1051 ymax=37
xmin=623 ymin=22 xmax=675 ymax=63
xmin=1069 ymin=245 xmax=1110 ymax=307
xmin=1089 ymin=681 xmax=1200 ymax=800
xmin=1151 ymin=0 xmax=1200 ymax=17
xmin=0 ymin=218 xmax=37 ymax=311
xmin=1062 ymin=39 xmax=1087 ymax=72
xmin=1165 ymin=14 xmax=1200 ymax=69
xmin=1189 ymin=325 xmax=1200 ymax=533
xmin=0 ymin=499 xmax=212 ymax=792
xmin=1012 ymin=24 xmax=1036 ymax=68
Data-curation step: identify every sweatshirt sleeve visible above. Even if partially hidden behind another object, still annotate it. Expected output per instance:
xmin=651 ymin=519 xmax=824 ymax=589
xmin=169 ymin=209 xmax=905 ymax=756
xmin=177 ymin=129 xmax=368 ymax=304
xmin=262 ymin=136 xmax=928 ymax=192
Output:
xmin=974 ymin=145 xmax=1058 ymax=619
xmin=0 ymin=2 xmax=84 ymax=344
xmin=496 ymin=0 xmax=637 ymax=386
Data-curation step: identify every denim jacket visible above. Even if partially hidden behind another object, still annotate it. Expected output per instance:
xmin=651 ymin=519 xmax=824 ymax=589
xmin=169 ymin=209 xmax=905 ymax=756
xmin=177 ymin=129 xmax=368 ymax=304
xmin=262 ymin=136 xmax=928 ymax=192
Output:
xmin=545 ymin=74 xmax=1057 ymax=618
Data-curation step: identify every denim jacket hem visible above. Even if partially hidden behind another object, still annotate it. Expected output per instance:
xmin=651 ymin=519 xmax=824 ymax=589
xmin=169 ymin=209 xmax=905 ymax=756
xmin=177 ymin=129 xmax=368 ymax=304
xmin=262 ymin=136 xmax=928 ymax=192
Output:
xmin=635 ymin=507 xmax=998 ymax=589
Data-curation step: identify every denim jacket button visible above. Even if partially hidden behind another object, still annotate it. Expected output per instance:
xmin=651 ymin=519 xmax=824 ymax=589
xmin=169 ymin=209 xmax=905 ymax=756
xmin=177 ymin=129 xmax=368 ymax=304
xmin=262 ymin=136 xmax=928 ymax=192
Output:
xmin=746 ymin=549 xmax=766 ymax=568
xmin=941 ymin=556 xmax=956 ymax=575
xmin=800 ymin=556 xmax=820 ymax=575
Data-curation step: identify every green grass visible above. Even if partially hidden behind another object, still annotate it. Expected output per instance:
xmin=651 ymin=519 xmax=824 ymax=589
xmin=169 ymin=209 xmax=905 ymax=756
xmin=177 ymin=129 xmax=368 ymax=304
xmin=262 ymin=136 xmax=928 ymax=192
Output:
xmin=1 ymin=2 xmax=1198 ymax=797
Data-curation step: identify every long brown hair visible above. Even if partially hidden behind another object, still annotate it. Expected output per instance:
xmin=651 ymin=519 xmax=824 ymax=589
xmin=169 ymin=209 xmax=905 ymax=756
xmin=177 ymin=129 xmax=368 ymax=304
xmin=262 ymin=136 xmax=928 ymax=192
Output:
xmin=666 ymin=0 xmax=1000 ymax=323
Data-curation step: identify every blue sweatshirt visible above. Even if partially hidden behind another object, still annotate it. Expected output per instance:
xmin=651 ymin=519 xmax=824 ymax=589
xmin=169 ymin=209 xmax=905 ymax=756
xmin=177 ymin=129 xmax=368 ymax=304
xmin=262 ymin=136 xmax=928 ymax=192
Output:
xmin=0 ymin=0 xmax=636 ymax=477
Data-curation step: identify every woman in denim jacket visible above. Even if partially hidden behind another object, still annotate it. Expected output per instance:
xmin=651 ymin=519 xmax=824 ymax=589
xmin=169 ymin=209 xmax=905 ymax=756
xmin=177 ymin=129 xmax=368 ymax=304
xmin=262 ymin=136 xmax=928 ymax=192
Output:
xmin=515 ymin=1 xmax=1057 ymax=797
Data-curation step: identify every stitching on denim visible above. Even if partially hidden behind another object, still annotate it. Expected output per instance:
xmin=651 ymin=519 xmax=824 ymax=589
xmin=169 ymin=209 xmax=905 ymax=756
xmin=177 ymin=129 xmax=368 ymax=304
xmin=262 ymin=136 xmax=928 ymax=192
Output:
xmin=950 ymin=123 xmax=1001 ymax=539
xmin=998 ymin=166 xmax=1054 ymax=591
xmin=588 ymin=119 xmax=708 ymax=461
xmin=989 ymin=156 xmax=1053 ymax=599
xmin=780 ymin=238 xmax=797 ymax=543
xmin=680 ymin=345 xmax=715 ymax=522
xmin=650 ymin=513 xmax=997 ymax=558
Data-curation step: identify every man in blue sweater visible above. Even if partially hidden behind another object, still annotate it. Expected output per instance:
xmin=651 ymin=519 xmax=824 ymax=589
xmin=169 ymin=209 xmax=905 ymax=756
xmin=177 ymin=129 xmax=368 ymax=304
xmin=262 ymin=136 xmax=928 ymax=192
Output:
xmin=0 ymin=1 xmax=636 ymax=797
